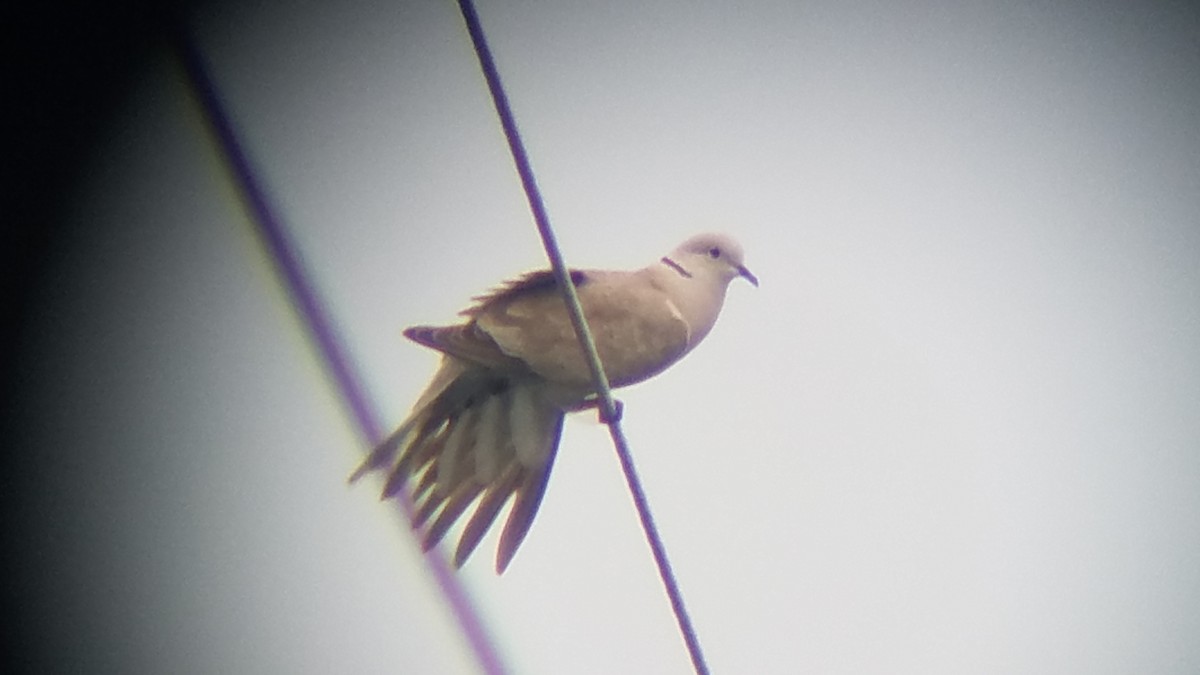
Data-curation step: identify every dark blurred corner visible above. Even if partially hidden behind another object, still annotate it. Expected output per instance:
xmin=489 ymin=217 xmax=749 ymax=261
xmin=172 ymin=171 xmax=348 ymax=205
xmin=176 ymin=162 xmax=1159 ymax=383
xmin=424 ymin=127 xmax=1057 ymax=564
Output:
xmin=0 ymin=1 xmax=201 ymax=671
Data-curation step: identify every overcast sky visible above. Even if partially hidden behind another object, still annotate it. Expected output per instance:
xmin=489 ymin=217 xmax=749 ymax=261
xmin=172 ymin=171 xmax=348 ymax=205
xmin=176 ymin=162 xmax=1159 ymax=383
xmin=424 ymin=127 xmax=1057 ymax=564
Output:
xmin=13 ymin=1 xmax=1200 ymax=673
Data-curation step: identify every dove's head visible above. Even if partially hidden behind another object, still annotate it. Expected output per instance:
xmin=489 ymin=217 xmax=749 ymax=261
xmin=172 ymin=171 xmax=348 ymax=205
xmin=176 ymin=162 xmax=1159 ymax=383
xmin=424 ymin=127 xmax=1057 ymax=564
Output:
xmin=668 ymin=233 xmax=759 ymax=287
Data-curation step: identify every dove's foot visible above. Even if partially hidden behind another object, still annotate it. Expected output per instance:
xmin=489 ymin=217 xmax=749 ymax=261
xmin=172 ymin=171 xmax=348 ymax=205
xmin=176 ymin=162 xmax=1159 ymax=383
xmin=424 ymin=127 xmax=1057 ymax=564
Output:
xmin=599 ymin=399 xmax=624 ymax=424
xmin=573 ymin=396 xmax=624 ymax=424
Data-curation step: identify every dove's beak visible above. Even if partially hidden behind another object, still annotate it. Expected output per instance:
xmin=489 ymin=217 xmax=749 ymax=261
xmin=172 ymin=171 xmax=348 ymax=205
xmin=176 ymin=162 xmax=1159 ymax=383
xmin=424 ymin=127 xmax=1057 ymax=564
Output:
xmin=738 ymin=265 xmax=759 ymax=287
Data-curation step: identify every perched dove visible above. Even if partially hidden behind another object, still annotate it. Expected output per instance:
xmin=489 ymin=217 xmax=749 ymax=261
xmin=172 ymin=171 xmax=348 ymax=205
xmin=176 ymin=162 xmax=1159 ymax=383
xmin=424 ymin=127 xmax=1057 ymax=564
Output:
xmin=352 ymin=232 xmax=757 ymax=573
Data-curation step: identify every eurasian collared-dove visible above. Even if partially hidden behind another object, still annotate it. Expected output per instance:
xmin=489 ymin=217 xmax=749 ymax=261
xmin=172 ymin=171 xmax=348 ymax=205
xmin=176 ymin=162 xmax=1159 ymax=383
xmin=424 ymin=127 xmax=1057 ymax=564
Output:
xmin=352 ymin=232 xmax=757 ymax=573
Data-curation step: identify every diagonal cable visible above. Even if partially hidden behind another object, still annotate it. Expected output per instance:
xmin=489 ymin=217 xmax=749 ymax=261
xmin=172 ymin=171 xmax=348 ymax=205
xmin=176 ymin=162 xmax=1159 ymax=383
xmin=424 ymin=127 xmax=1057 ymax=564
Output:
xmin=171 ymin=21 xmax=508 ymax=675
xmin=454 ymin=2 xmax=711 ymax=673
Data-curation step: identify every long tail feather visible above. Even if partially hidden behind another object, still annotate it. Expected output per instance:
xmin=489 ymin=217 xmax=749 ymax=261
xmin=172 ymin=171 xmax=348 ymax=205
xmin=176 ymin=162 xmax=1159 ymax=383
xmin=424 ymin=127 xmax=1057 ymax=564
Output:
xmin=356 ymin=356 xmax=566 ymax=573
xmin=409 ymin=462 xmax=440 ymax=503
xmin=496 ymin=413 xmax=563 ymax=574
xmin=382 ymin=433 xmax=440 ymax=499
xmin=391 ymin=427 xmax=446 ymax=483
xmin=349 ymin=421 xmax=413 ymax=483
xmin=422 ymin=481 xmax=483 ymax=552
xmin=454 ymin=462 xmax=523 ymax=567
xmin=350 ymin=357 xmax=466 ymax=482
xmin=436 ymin=408 xmax=478 ymax=493
xmin=413 ymin=491 xmax=445 ymax=530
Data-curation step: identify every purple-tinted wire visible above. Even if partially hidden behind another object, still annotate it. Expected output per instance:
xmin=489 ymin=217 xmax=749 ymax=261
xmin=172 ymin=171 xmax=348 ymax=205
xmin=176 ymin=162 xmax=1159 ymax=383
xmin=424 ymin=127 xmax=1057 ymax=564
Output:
xmin=171 ymin=22 xmax=508 ymax=675
xmin=454 ymin=2 xmax=711 ymax=673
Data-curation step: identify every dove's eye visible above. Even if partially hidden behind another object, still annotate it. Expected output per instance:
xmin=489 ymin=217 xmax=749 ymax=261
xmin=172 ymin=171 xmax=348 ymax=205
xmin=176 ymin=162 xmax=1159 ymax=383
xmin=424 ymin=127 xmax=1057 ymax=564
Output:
xmin=707 ymin=247 xmax=721 ymax=259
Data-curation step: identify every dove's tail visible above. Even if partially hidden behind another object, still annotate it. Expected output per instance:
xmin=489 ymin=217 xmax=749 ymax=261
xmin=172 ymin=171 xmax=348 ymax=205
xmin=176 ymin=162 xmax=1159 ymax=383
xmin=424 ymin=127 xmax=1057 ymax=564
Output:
xmin=350 ymin=356 xmax=564 ymax=573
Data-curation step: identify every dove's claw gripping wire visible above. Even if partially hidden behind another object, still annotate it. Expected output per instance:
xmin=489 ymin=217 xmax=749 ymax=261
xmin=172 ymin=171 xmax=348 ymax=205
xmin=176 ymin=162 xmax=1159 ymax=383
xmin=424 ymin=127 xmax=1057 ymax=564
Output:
xmin=599 ymin=399 xmax=624 ymax=424
xmin=573 ymin=396 xmax=624 ymax=424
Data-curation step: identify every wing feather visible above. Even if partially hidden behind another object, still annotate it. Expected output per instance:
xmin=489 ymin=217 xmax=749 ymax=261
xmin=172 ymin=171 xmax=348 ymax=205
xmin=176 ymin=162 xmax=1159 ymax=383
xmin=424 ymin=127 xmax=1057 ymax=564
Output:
xmin=460 ymin=269 xmax=588 ymax=318
xmin=475 ymin=268 xmax=691 ymax=387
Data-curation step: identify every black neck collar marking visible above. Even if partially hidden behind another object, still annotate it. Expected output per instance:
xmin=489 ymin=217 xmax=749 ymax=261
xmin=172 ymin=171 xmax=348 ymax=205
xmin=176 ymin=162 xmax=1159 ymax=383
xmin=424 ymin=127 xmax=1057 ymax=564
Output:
xmin=661 ymin=256 xmax=693 ymax=279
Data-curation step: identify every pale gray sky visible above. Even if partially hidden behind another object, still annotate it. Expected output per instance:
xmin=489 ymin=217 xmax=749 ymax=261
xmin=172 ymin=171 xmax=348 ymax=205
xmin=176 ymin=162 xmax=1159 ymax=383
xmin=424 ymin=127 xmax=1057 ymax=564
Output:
xmin=20 ymin=0 xmax=1200 ymax=673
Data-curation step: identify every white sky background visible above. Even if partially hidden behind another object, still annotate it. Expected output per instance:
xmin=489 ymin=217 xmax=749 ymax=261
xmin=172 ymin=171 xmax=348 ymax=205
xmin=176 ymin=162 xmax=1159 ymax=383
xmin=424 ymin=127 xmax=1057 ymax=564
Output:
xmin=29 ymin=0 xmax=1200 ymax=672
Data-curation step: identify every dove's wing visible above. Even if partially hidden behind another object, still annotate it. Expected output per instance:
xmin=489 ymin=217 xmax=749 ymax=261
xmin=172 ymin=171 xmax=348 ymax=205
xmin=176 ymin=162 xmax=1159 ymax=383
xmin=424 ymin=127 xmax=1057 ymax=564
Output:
xmin=468 ymin=268 xmax=693 ymax=388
